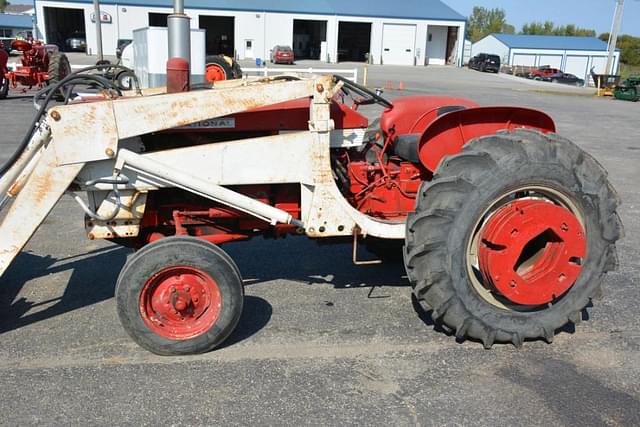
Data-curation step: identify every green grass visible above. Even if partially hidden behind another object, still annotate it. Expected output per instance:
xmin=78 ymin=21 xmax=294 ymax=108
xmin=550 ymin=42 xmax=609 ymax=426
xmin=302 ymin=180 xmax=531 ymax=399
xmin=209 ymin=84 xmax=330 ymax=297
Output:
xmin=619 ymin=63 xmax=640 ymax=80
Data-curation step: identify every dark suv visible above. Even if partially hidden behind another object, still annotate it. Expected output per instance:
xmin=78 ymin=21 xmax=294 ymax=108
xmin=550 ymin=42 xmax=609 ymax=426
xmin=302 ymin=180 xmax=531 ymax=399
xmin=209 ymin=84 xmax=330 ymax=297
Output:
xmin=468 ymin=53 xmax=501 ymax=73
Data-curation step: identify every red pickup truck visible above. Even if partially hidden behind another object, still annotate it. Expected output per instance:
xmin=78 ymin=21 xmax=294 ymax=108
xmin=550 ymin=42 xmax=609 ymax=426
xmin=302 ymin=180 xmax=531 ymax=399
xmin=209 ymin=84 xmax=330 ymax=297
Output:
xmin=528 ymin=66 xmax=561 ymax=80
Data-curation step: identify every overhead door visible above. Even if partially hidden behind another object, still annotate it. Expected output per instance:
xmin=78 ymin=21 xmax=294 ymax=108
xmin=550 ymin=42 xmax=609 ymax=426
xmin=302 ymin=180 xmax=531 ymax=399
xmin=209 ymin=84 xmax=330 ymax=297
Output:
xmin=512 ymin=54 xmax=536 ymax=67
xmin=564 ymin=56 xmax=589 ymax=80
xmin=590 ymin=56 xmax=608 ymax=74
xmin=538 ymin=54 xmax=562 ymax=69
xmin=382 ymin=24 xmax=416 ymax=65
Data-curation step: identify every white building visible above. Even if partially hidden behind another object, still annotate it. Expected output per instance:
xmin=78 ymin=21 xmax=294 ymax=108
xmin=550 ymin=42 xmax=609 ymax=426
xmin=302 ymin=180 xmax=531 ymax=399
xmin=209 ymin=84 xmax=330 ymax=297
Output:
xmin=33 ymin=0 xmax=467 ymax=66
xmin=472 ymin=34 xmax=621 ymax=81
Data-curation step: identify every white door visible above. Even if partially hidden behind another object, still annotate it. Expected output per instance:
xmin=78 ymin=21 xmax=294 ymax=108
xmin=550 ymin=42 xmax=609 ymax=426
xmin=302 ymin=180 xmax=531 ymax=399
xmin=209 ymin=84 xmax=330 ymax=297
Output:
xmin=382 ymin=24 xmax=416 ymax=65
xmin=564 ymin=56 xmax=589 ymax=80
xmin=538 ymin=55 xmax=562 ymax=69
xmin=512 ymin=54 xmax=536 ymax=66
xmin=244 ymin=39 xmax=254 ymax=59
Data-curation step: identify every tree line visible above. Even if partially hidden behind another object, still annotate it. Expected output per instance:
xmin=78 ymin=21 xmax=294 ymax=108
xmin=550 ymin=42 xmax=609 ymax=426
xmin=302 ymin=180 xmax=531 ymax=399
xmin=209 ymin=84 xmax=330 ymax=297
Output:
xmin=467 ymin=6 xmax=640 ymax=66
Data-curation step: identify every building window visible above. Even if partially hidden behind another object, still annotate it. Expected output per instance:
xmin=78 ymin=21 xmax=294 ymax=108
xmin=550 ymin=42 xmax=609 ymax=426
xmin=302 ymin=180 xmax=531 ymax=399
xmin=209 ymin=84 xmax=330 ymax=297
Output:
xmin=0 ymin=29 xmax=13 ymax=38
xmin=149 ymin=13 xmax=170 ymax=27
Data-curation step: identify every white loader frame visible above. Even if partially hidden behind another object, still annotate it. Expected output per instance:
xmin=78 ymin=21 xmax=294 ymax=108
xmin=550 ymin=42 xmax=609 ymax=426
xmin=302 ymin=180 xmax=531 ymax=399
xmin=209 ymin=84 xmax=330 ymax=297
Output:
xmin=0 ymin=75 xmax=405 ymax=279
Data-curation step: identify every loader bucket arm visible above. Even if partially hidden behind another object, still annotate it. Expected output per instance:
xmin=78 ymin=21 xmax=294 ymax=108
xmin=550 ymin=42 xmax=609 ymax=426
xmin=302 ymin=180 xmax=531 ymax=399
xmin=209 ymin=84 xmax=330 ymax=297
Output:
xmin=0 ymin=75 xmax=335 ymax=279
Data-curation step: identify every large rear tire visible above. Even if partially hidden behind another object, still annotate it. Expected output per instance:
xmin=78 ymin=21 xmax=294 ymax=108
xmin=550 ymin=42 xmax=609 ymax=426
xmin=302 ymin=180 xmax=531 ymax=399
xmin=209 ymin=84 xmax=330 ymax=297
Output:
xmin=116 ymin=236 xmax=244 ymax=355
xmin=47 ymin=52 xmax=71 ymax=100
xmin=404 ymin=129 xmax=623 ymax=348
xmin=205 ymin=55 xmax=242 ymax=82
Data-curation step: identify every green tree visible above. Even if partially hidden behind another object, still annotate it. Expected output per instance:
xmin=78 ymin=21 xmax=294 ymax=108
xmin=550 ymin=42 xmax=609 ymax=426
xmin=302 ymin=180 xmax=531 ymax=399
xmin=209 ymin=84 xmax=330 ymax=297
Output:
xmin=467 ymin=6 xmax=515 ymax=42
xmin=521 ymin=21 xmax=595 ymax=37
xmin=600 ymin=33 xmax=640 ymax=66
xmin=0 ymin=0 xmax=10 ymax=13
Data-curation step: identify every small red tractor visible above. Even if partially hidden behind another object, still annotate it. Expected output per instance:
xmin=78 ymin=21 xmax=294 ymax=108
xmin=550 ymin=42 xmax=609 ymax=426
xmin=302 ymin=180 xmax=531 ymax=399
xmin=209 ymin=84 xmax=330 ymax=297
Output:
xmin=0 ymin=39 xmax=70 ymax=99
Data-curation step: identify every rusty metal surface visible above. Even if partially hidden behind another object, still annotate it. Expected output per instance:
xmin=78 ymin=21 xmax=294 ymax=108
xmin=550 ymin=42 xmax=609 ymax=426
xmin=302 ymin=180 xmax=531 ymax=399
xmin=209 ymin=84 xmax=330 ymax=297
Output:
xmin=0 ymin=143 xmax=84 ymax=278
xmin=85 ymin=191 xmax=147 ymax=239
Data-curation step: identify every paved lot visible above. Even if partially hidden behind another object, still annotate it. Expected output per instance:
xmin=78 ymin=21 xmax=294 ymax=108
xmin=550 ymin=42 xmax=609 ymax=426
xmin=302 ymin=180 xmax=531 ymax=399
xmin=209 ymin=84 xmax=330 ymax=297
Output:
xmin=0 ymin=65 xmax=639 ymax=426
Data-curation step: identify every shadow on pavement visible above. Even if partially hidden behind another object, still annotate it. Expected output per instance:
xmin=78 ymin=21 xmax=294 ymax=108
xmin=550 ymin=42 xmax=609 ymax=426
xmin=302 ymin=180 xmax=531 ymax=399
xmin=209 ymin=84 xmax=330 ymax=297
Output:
xmin=0 ymin=245 xmax=129 ymax=334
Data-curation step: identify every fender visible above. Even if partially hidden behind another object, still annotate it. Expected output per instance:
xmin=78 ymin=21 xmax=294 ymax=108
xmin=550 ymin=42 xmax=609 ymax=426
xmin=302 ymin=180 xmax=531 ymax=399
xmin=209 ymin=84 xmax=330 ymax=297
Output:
xmin=417 ymin=106 xmax=556 ymax=173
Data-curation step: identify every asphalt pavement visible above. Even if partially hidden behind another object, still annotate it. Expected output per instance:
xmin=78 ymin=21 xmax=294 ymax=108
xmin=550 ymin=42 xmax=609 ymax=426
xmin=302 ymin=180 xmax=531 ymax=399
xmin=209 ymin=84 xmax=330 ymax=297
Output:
xmin=0 ymin=64 xmax=638 ymax=426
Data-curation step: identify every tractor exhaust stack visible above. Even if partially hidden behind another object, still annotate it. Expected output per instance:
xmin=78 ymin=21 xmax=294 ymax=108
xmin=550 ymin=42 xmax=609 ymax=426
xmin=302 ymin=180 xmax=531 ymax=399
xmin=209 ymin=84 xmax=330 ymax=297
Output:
xmin=166 ymin=0 xmax=191 ymax=93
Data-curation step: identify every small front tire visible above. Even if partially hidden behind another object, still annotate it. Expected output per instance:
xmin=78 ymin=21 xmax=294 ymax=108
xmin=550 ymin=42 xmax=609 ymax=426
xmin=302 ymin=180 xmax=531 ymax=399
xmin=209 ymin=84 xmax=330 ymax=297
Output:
xmin=116 ymin=236 xmax=244 ymax=355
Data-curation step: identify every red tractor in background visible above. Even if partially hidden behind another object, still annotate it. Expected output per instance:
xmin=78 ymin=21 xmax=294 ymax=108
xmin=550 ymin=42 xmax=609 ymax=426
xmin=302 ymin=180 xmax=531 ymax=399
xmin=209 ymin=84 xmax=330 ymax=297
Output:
xmin=0 ymin=39 xmax=70 ymax=99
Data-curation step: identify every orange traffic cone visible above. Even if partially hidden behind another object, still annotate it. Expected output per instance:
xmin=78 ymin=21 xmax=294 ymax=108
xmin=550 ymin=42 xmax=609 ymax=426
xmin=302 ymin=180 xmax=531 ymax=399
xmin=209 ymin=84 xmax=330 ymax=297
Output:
xmin=386 ymin=80 xmax=394 ymax=90
xmin=398 ymin=81 xmax=405 ymax=91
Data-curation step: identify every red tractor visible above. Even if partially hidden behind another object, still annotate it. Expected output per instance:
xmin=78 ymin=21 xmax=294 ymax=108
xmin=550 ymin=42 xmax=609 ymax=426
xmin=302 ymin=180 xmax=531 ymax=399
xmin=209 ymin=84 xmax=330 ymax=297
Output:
xmin=0 ymin=39 xmax=70 ymax=99
xmin=0 ymin=71 xmax=623 ymax=355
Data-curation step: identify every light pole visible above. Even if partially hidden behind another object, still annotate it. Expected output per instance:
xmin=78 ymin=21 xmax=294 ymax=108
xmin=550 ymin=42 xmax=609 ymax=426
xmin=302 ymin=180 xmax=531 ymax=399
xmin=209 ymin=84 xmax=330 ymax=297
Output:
xmin=93 ymin=0 xmax=103 ymax=61
xmin=605 ymin=0 xmax=624 ymax=76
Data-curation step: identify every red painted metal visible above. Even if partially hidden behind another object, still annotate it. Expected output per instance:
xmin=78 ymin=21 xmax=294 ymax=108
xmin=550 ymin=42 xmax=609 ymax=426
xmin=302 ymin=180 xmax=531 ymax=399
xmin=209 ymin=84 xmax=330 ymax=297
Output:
xmin=380 ymin=96 xmax=479 ymax=136
xmin=205 ymin=63 xmax=227 ymax=83
xmin=167 ymin=57 xmax=190 ymax=93
xmin=167 ymin=98 xmax=368 ymax=133
xmin=0 ymin=48 xmax=8 ymax=81
xmin=478 ymin=199 xmax=586 ymax=305
xmin=139 ymin=266 xmax=222 ymax=340
xmin=417 ymin=106 xmax=556 ymax=173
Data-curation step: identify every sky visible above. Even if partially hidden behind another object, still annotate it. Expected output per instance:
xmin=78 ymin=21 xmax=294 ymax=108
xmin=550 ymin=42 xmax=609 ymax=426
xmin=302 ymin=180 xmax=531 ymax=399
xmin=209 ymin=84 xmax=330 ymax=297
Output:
xmin=7 ymin=0 xmax=640 ymax=37
xmin=443 ymin=0 xmax=640 ymax=36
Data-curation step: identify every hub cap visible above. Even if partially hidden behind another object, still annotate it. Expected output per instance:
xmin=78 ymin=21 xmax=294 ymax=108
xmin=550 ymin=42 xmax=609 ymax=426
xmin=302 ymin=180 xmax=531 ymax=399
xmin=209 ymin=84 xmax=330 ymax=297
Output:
xmin=477 ymin=198 xmax=586 ymax=305
xmin=139 ymin=266 xmax=222 ymax=340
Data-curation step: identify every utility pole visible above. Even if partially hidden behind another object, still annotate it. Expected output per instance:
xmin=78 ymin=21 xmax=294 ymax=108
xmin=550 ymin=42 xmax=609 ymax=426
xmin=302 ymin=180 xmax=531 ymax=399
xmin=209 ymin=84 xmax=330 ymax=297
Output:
xmin=93 ymin=0 xmax=104 ymax=61
xmin=605 ymin=0 xmax=624 ymax=76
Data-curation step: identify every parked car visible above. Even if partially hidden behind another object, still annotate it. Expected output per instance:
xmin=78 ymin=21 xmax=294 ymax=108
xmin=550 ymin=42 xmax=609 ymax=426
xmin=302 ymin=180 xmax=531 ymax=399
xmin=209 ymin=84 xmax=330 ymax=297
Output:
xmin=468 ymin=53 xmax=500 ymax=73
xmin=65 ymin=31 xmax=86 ymax=52
xmin=270 ymin=45 xmax=294 ymax=65
xmin=544 ymin=72 xmax=585 ymax=86
xmin=528 ymin=66 xmax=561 ymax=80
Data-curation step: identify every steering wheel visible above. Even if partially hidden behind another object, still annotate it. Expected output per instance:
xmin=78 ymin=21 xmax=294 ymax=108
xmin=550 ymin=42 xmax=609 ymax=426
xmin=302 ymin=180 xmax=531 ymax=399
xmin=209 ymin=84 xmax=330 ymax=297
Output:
xmin=334 ymin=75 xmax=393 ymax=109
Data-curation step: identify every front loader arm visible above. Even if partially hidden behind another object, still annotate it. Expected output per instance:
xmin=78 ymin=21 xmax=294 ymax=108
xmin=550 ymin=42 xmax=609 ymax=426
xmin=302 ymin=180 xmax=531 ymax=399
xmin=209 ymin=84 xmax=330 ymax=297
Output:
xmin=0 ymin=76 xmax=332 ymax=279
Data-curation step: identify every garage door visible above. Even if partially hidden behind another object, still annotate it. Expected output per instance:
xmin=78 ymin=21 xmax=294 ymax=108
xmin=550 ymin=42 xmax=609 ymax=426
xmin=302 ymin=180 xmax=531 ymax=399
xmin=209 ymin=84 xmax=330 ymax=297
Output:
xmin=564 ymin=56 xmax=589 ymax=80
xmin=538 ymin=55 xmax=562 ymax=69
xmin=512 ymin=54 xmax=536 ymax=66
xmin=590 ymin=56 xmax=608 ymax=74
xmin=382 ymin=24 xmax=416 ymax=65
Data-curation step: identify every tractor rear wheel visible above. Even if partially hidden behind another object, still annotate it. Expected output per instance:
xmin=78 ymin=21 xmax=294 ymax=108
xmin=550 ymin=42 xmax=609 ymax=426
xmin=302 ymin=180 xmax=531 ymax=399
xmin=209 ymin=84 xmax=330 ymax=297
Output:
xmin=116 ymin=236 xmax=244 ymax=355
xmin=404 ymin=129 xmax=623 ymax=348
xmin=47 ymin=52 xmax=71 ymax=100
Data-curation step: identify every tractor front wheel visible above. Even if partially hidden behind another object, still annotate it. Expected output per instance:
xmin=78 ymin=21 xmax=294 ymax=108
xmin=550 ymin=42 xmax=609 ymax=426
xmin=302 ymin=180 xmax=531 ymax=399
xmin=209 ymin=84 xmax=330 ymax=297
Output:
xmin=404 ymin=129 xmax=623 ymax=348
xmin=116 ymin=236 xmax=244 ymax=355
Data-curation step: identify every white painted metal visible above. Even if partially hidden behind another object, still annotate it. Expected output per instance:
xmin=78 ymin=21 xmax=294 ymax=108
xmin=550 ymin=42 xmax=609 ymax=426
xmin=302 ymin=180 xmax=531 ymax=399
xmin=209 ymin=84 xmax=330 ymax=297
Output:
xmin=564 ymin=56 xmax=590 ymax=81
xmin=382 ymin=24 xmax=416 ymax=65
xmin=512 ymin=54 xmax=536 ymax=67
xmin=537 ymin=55 xmax=563 ymax=69
xmin=242 ymin=67 xmax=359 ymax=84
xmin=0 ymin=145 xmax=84 ymax=278
xmin=133 ymin=26 xmax=206 ymax=88
xmin=116 ymin=149 xmax=301 ymax=227
xmin=426 ymin=25 xmax=448 ymax=65
xmin=0 ymin=124 xmax=50 ymax=200
xmin=470 ymin=35 xmax=509 ymax=64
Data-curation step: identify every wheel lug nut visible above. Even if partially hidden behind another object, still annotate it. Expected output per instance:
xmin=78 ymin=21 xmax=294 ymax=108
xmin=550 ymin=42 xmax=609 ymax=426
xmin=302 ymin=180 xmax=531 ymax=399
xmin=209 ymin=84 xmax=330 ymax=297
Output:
xmin=170 ymin=287 xmax=176 ymax=293
xmin=184 ymin=286 xmax=190 ymax=292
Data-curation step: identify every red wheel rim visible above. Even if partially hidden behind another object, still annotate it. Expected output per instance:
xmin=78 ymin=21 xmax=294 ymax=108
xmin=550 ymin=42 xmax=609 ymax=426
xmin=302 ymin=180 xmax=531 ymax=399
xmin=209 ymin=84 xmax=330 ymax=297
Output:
xmin=478 ymin=199 xmax=586 ymax=305
xmin=139 ymin=266 xmax=222 ymax=340
xmin=205 ymin=64 xmax=227 ymax=82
